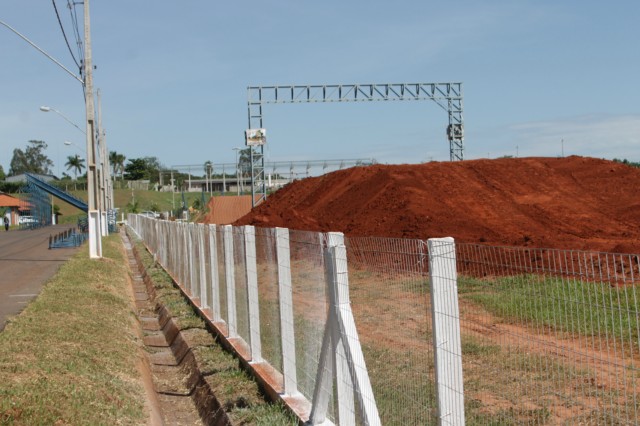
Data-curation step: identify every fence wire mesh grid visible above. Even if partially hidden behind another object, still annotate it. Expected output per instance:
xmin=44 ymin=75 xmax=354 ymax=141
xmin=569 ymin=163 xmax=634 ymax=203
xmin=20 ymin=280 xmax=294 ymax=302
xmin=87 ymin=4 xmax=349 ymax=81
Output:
xmin=456 ymin=244 xmax=639 ymax=425
xmin=128 ymin=215 xmax=640 ymax=425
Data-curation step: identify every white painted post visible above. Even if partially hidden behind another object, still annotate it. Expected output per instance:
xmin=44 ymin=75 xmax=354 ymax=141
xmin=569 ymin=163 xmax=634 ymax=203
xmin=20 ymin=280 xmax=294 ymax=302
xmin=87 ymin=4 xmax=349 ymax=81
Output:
xmin=330 ymin=232 xmax=379 ymax=426
xmin=198 ymin=224 xmax=208 ymax=308
xmin=275 ymin=227 xmax=298 ymax=395
xmin=309 ymin=311 xmax=335 ymax=425
xmin=428 ymin=237 xmax=465 ymax=426
xmin=335 ymin=331 xmax=355 ymax=425
xmin=188 ymin=223 xmax=196 ymax=296
xmin=223 ymin=225 xmax=237 ymax=337
xmin=309 ymin=232 xmax=380 ymax=426
xmin=156 ymin=220 xmax=163 ymax=266
xmin=244 ymin=225 xmax=262 ymax=362
xmin=171 ymin=221 xmax=178 ymax=280
xmin=182 ymin=222 xmax=189 ymax=289
xmin=208 ymin=224 xmax=222 ymax=322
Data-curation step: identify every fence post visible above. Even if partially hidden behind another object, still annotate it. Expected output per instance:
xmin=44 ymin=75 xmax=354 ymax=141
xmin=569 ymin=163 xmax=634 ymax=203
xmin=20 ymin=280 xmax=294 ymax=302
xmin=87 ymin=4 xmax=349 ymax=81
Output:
xmin=188 ymin=223 xmax=196 ymax=296
xmin=223 ymin=225 xmax=237 ymax=337
xmin=198 ymin=224 xmax=208 ymax=308
xmin=208 ymin=224 xmax=222 ymax=322
xmin=275 ymin=227 xmax=298 ymax=395
xmin=182 ymin=222 xmax=189 ymax=289
xmin=244 ymin=225 xmax=262 ymax=362
xmin=309 ymin=232 xmax=380 ymax=426
xmin=427 ymin=237 xmax=465 ymax=426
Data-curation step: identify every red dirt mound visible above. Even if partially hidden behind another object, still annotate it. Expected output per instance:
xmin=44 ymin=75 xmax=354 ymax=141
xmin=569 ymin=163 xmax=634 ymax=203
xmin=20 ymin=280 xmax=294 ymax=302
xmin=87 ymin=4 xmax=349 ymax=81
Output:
xmin=203 ymin=195 xmax=252 ymax=225
xmin=231 ymin=156 xmax=640 ymax=253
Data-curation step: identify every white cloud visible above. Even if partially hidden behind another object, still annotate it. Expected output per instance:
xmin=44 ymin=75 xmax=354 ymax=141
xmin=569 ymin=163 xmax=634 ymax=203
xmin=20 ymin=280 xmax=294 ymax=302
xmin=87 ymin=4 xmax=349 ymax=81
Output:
xmin=503 ymin=114 xmax=640 ymax=160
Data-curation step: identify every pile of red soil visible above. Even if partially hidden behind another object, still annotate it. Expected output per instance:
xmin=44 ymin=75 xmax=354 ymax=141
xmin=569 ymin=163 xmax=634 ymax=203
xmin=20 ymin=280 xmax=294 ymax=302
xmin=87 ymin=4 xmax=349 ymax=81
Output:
xmin=231 ymin=156 xmax=640 ymax=253
xmin=203 ymin=195 xmax=252 ymax=225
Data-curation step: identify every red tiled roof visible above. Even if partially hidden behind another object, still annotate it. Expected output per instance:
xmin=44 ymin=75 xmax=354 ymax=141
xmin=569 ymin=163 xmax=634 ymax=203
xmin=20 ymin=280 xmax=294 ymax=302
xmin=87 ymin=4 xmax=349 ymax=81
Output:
xmin=0 ymin=193 xmax=22 ymax=207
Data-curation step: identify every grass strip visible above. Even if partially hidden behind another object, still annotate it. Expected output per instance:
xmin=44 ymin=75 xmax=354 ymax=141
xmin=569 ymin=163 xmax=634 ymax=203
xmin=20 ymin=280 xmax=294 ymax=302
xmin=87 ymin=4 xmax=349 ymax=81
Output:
xmin=0 ymin=235 xmax=145 ymax=425
xmin=129 ymin=232 xmax=297 ymax=425
xmin=459 ymin=274 xmax=640 ymax=342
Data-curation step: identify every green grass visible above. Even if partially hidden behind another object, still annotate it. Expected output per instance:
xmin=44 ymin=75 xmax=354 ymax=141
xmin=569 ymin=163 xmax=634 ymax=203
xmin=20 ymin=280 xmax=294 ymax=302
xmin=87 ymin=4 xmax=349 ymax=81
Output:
xmin=54 ymin=188 xmax=216 ymax=224
xmin=129 ymin=232 xmax=297 ymax=425
xmin=459 ymin=274 xmax=640 ymax=343
xmin=0 ymin=235 xmax=146 ymax=425
xmin=364 ymin=344 xmax=438 ymax=425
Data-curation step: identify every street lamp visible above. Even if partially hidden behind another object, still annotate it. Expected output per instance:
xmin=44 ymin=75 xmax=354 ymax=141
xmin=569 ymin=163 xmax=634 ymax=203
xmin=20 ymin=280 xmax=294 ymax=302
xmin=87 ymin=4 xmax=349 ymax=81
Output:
xmin=64 ymin=140 xmax=85 ymax=153
xmin=40 ymin=99 xmax=104 ymax=254
xmin=39 ymin=106 xmax=85 ymax=135
xmin=4 ymin=1 xmax=102 ymax=258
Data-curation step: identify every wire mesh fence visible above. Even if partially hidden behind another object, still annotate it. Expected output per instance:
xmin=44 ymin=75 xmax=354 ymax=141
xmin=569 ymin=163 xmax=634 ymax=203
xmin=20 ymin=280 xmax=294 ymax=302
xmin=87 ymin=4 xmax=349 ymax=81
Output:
xmin=346 ymin=236 xmax=438 ymax=425
xmin=128 ymin=215 xmax=640 ymax=425
xmin=288 ymin=229 xmax=332 ymax=416
xmin=455 ymin=244 xmax=640 ymax=425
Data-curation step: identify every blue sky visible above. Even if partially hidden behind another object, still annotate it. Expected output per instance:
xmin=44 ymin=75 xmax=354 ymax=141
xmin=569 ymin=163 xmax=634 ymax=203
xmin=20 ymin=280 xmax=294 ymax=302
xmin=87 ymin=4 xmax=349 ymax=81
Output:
xmin=1 ymin=1 xmax=639 ymax=176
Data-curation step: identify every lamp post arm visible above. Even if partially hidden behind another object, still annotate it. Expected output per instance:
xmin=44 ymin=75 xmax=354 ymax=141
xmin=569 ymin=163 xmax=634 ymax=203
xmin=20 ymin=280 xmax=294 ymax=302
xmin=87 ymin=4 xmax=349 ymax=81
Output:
xmin=0 ymin=18 xmax=84 ymax=85
xmin=47 ymin=108 xmax=86 ymax=135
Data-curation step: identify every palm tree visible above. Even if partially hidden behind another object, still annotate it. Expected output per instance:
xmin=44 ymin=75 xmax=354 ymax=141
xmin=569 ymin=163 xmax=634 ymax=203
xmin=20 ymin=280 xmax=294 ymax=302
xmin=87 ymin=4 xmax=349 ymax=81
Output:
xmin=109 ymin=151 xmax=126 ymax=182
xmin=65 ymin=155 xmax=85 ymax=190
xmin=109 ymin=151 xmax=119 ymax=177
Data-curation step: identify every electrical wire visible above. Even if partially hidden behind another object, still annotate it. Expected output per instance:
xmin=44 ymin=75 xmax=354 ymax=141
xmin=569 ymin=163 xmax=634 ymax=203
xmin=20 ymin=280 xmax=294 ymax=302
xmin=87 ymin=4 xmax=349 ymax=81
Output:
xmin=65 ymin=0 xmax=86 ymax=96
xmin=51 ymin=0 xmax=81 ymax=70
xmin=66 ymin=0 xmax=84 ymax=68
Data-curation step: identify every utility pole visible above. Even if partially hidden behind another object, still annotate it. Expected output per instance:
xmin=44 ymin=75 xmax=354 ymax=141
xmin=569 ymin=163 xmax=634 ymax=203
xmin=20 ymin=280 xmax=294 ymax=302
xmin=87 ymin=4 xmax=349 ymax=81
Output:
xmin=96 ymin=88 xmax=109 ymax=236
xmin=84 ymin=0 xmax=102 ymax=258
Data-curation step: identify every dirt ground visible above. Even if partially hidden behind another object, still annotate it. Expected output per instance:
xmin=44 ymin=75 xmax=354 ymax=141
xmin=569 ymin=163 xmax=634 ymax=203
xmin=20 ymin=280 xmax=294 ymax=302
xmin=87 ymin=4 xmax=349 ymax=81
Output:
xmin=230 ymin=156 xmax=640 ymax=254
xmin=203 ymin=195 xmax=252 ymax=225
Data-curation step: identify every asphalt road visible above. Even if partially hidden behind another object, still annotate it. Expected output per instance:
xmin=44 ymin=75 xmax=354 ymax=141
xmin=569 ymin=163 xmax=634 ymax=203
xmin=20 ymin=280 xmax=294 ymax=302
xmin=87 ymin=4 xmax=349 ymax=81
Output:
xmin=0 ymin=225 xmax=81 ymax=331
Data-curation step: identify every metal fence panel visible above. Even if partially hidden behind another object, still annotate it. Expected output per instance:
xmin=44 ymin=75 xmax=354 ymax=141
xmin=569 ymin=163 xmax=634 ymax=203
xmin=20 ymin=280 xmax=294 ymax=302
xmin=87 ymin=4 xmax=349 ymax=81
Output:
xmin=254 ymin=227 xmax=284 ymax=375
xmin=456 ymin=243 xmax=640 ymax=425
xmin=232 ymin=226 xmax=250 ymax=346
xmin=288 ymin=229 xmax=332 ymax=418
xmin=216 ymin=225 xmax=228 ymax=326
xmin=128 ymin=214 xmax=640 ymax=425
xmin=346 ymin=236 xmax=438 ymax=425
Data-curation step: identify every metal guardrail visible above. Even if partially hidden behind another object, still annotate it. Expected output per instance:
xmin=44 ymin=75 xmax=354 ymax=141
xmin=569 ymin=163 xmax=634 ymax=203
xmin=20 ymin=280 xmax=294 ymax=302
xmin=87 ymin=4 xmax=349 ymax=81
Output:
xmin=49 ymin=228 xmax=87 ymax=249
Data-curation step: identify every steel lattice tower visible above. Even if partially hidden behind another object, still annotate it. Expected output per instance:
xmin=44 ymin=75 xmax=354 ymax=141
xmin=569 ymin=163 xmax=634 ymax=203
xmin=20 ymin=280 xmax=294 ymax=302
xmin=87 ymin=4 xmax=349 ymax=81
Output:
xmin=247 ymin=82 xmax=464 ymax=206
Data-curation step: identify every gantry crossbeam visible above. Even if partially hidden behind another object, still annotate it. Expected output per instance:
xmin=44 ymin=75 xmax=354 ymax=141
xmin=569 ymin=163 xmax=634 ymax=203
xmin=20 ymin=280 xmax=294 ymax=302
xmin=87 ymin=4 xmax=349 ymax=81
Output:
xmin=247 ymin=82 xmax=464 ymax=205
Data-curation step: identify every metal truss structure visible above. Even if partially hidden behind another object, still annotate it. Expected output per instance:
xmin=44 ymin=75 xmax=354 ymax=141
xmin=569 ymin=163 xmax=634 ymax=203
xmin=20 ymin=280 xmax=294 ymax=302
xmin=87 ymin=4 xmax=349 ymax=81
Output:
xmin=20 ymin=180 xmax=53 ymax=230
xmin=247 ymin=83 xmax=464 ymax=205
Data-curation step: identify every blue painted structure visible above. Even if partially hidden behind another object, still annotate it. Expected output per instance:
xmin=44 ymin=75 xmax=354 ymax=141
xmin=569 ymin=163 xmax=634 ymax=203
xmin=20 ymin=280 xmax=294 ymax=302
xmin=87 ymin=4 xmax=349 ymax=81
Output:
xmin=25 ymin=173 xmax=88 ymax=212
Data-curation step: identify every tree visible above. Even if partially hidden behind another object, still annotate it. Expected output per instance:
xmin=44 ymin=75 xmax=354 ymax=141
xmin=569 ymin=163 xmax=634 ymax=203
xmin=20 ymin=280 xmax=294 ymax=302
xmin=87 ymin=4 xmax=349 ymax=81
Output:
xmin=124 ymin=158 xmax=149 ymax=181
xmin=65 ymin=155 xmax=85 ymax=190
xmin=0 ymin=165 xmax=5 ymax=181
xmin=109 ymin=151 xmax=126 ymax=181
xmin=238 ymin=148 xmax=252 ymax=175
xmin=123 ymin=157 xmax=164 ymax=182
xmin=142 ymin=157 xmax=163 ymax=183
xmin=9 ymin=140 xmax=54 ymax=176
xmin=65 ymin=155 xmax=85 ymax=180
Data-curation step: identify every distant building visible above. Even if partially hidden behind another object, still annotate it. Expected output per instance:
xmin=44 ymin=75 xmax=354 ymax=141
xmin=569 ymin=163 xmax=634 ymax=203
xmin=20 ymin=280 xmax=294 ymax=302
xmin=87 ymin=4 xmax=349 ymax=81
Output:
xmin=0 ymin=192 xmax=23 ymax=226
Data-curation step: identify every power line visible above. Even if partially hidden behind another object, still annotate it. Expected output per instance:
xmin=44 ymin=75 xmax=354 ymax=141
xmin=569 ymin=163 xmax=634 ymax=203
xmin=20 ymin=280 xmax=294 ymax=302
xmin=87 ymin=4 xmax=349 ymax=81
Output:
xmin=51 ymin=0 xmax=81 ymax=70
xmin=66 ymin=0 xmax=84 ymax=67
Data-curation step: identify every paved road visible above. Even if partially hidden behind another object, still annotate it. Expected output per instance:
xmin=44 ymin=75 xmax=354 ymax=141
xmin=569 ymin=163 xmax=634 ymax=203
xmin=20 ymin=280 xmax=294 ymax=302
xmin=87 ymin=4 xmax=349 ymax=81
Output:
xmin=0 ymin=225 xmax=81 ymax=331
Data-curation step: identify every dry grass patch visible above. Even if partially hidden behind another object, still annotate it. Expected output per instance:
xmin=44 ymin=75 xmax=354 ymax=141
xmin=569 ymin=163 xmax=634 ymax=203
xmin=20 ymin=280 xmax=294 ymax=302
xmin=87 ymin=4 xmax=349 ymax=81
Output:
xmin=0 ymin=235 xmax=146 ymax=425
